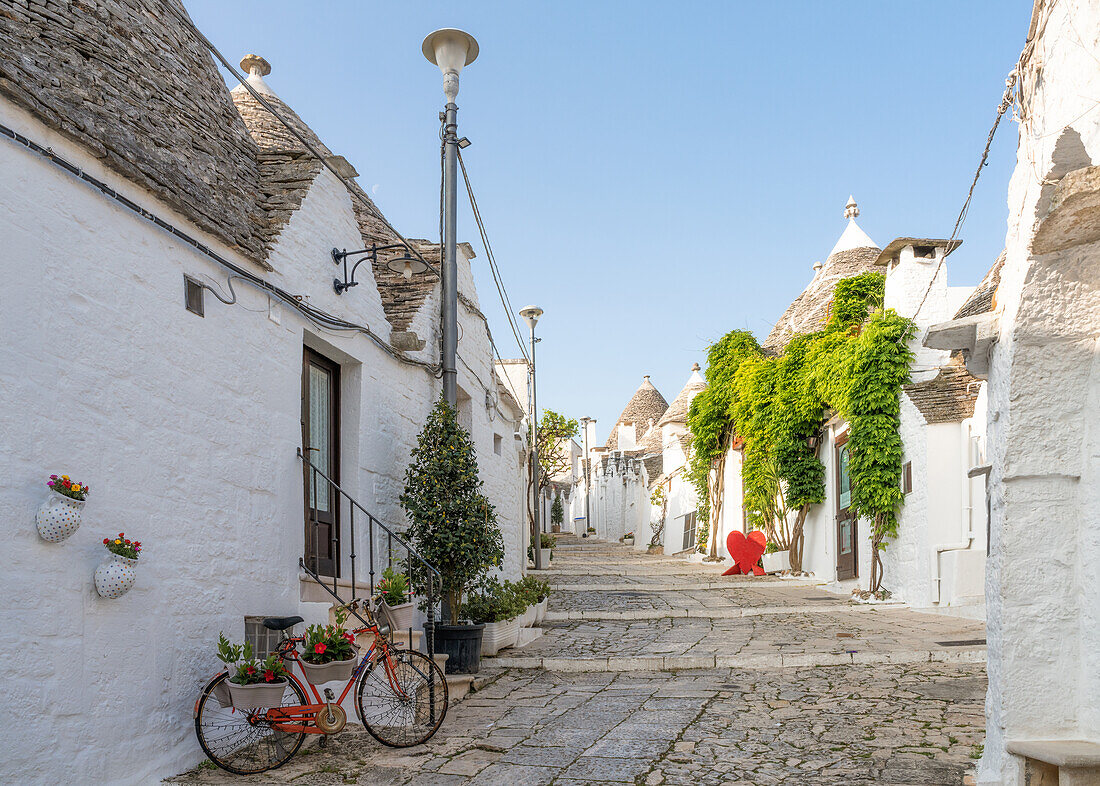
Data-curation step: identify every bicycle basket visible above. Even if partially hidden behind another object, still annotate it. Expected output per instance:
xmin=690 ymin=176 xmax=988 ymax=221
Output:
xmin=371 ymin=598 xmax=396 ymax=641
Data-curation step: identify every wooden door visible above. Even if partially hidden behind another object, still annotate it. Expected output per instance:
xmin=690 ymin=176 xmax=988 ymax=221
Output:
xmin=835 ymin=436 xmax=857 ymax=580
xmin=302 ymin=348 xmax=339 ymax=577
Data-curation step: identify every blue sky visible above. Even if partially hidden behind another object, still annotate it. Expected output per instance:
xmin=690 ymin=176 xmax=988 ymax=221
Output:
xmin=187 ymin=0 xmax=1033 ymax=444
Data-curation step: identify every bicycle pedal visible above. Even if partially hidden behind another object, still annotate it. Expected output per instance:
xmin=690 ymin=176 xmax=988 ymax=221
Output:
xmin=324 ymin=688 xmax=335 ymax=701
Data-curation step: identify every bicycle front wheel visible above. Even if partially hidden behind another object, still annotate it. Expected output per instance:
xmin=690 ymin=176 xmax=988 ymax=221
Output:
xmin=357 ymin=648 xmax=449 ymax=747
xmin=194 ymin=672 xmax=308 ymax=775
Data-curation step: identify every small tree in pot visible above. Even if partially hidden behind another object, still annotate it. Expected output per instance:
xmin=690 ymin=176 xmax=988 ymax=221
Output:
xmin=401 ymin=397 xmax=504 ymax=672
xmin=550 ymin=495 xmax=564 ymax=533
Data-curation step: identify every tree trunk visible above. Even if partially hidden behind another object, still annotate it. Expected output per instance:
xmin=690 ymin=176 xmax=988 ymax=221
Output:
xmin=789 ymin=505 xmax=810 ymax=572
xmin=706 ymin=445 xmax=728 ymax=558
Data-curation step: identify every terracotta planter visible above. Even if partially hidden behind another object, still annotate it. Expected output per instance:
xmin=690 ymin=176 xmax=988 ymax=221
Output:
xmin=94 ymin=553 xmax=138 ymax=599
xmin=299 ymin=653 xmax=357 ymax=684
xmin=382 ymin=600 xmax=415 ymax=633
xmin=35 ymin=490 xmax=84 ymax=543
xmin=228 ymin=679 xmax=288 ymax=710
xmin=761 ymin=550 xmax=791 ymax=574
xmin=481 ymin=617 xmax=519 ymax=656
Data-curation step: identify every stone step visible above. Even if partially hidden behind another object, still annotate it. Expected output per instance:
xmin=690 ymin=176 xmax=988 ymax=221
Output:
xmin=543 ymin=603 xmax=900 ymax=621
xmin=484 ymin=646 xmax=986 ymax=672
xmin=548 ymin=579 xmax=826 ymax=591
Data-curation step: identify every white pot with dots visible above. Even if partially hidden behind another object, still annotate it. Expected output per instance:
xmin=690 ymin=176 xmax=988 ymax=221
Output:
xmin=35 ymin=490 xmax=85 ymax=543
xmin=95 ymin=553 xmax=138 ymax=599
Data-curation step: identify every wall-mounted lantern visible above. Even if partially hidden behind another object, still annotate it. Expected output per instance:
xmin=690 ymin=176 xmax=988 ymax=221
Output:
xmin=331 ymin=244 xmax=429 ymax=295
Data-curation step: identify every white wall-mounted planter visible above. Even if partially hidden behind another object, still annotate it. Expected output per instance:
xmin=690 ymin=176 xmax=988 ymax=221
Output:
xmin=382 ymin=600 xmax=415 ymax=633
xmin=94 ymin=554 xmax=137 ymax=599
xmin=761 ymin=550 xmax=791 ymax=574
xmin=227 ymin=679 xmax=289 ymax=710
xmin=35 ymin=490 xmax=84 ymax=542
xmin=481 ymin=617 xmax=519 ymax=656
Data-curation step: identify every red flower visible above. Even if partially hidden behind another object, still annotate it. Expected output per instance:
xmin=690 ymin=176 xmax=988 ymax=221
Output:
xmin=103 ymin=538 xmax=109 ymax=545
xmin=263 ymin=670 xmax=275 ymax=682
xmin=343 ymin=633 xmax=355 ymax=644
xmin=313 ymin=643 xmax=327 ymax=655
xmin=246 ymin=665 xmax=257 ymax=675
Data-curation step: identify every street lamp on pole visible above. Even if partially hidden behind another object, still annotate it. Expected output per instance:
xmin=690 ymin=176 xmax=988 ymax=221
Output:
xmin=520 ymin=305 xmax=544 ymax=570
xmin=423 ymin=28 xmax=478 ymax=407
xmin=579 ymin=417 xmax=595 ymax=538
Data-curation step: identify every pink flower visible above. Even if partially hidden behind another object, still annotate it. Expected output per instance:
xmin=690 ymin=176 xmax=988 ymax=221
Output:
xmin=314 ymin=643 xmax=327 ymax=655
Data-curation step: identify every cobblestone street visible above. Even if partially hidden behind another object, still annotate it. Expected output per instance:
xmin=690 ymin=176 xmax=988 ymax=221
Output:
xmin=172 ymin=539 xmax=987 ymax=785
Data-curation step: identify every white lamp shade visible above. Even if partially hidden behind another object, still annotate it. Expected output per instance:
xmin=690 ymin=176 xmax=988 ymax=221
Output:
xmin=422 ymin=29 xmax=479 ymax=74
xmin=519 ymin=305 xmax=543 ymax=330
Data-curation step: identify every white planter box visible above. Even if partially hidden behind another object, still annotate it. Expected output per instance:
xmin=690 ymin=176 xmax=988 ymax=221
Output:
xmin=299 ymin=653 xmax=357 ymax=684
xmin=481 ymin=617 xmax=520 ymax=656
xmin=382 ymin=600 xmax=415 ymax=633
xmin=520 ymin=606 xmax=536 ymax=628
xmin=227 ymin=679 xmax=288 ymax=710
xmin=535 ymin=598 xmax=548 ymax=624
xmin=761 ymin=550 xmax=791 ymax=574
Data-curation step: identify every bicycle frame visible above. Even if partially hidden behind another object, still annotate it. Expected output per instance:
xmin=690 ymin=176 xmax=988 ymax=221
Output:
xmin=259 ymin=626 xmax=410 ymax=735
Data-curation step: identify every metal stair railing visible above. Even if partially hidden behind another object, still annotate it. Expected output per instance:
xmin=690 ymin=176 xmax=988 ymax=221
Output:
xmin=298 ymin=448 xmax=439 ymax=656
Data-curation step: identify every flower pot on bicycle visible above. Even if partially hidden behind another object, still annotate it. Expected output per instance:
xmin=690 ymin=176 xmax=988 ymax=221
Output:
xmin=299 ymin=651 xmax=357 ymax=684
xmin=227 ymin=678 xmax=289 ymax=710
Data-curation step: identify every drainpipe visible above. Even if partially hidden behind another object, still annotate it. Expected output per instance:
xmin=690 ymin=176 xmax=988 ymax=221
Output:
xmin=931 ymin=422 xmax=976 ymax=604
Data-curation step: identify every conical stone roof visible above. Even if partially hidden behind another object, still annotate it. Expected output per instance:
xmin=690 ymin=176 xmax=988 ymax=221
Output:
xmin=605 ymin=376 xmax=669 ymax=451
xmin=657 ymin=364 xmax=707 ymax=428
xmin=762 ymin=197 xmax=881 ymax=353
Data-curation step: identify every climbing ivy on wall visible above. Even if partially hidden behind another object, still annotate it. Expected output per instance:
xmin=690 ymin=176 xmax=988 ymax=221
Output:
xmin=686 ymin=272 xmax=914 ymax=590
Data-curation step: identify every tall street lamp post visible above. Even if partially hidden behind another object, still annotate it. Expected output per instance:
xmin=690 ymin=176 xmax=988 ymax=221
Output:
xmin=422 ymin=29 xmax=478 ymax=407
xmin=520 ymin=305 xmax=544 ymax=570
xmin=579 ymin=417 xmax=595 ymax=538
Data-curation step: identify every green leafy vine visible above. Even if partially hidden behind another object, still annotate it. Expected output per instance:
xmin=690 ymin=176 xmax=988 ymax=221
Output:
xmin=686 ymin=272 xmax=913 ymax=590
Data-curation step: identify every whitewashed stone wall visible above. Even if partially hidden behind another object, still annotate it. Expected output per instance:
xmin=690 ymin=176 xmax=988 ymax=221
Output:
xmin=977 ymin=1 xmax=1100 ymax=781
xmin=0 ymin=91 xmax=525 ymax=784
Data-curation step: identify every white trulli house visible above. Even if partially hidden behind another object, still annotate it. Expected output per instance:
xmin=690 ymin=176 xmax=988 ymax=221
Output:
xmin=0 ymin=4 xmax=526 ymax=783
xmin=926 ymin=1 xmax=1100 ymax=781
xmin=710 ymin=199 xmax=989 ymax=612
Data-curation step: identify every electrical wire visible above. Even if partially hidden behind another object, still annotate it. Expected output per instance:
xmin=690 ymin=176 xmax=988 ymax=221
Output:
xmin=911 ymin=66 xmax=1019 ymax=320
xmin=458 ymin=150 xmax=531 ymax=365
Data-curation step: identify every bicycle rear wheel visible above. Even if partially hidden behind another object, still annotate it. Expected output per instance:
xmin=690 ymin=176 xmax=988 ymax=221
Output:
xmin=194 ymin=672 xmax=308 ymax=775
xmin=357 ymin=648 xmax=448 ymax=747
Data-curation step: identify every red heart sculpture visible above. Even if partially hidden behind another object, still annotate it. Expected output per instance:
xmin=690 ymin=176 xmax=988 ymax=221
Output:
xmin=723 ymin=530 xmax=767 ymax=576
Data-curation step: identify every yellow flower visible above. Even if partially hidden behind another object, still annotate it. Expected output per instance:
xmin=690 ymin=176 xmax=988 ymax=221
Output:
xmin=62 ymin=475 xmax=70 ymax=481
xmin=72 ymin=485 xmax=81 ymax=492
xmin=115 ymin=539 xmax=121 ymax=544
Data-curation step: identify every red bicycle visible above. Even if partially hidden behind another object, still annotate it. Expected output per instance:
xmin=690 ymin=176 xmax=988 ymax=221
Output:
xmin=192 ymin=602 xmax=448 ymax=775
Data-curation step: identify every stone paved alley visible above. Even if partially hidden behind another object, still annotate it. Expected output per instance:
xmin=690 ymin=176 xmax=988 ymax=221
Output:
xmin=172 ymin=539 xmax=988 ymax=785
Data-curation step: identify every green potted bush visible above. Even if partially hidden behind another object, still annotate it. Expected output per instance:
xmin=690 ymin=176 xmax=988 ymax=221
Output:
xmin=528 ymin=532 xmax=557 ymax=568
xmin=401 ymin=397 xmax=504 ymax=673
xmin=375 ymin=565 xmax=414 ymax=632
xmin=550 ymin=495 xmax=564 ymax=533
xmin=464 ymin=578 xmax=523 ymax=655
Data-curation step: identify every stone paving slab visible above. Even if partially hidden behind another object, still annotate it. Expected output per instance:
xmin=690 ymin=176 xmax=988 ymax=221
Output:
xmin=169 ymin=665 xmax=986 ymax=785
xmin=171 ymin=538 xmax=986 ymax=784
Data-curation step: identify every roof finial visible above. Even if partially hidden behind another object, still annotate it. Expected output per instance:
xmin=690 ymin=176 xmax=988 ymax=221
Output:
xmin=691 ymin=363 xmax=700 ymax=371
xmin=844 ymin=195 xmax=859 ymax=220
xmin=236 ymin=55 xmax=277 ymax=98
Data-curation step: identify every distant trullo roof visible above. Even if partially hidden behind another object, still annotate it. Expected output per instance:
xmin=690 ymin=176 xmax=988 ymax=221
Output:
xmin=658 ymin=363 xmax=707 ymax=428
xmin=762 ymin=196 xmax=882 ymax=353
xmin=604 ymin=376 xmax=669 ymax=451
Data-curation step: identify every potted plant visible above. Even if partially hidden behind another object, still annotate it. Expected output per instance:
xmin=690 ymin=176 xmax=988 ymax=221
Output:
xmin=376 ymin=566 xmax=414 ymax=632
xmin=464 ymin=578 xmax=522 ymax=656
xmin=299 ymin=608 xmax=357 ymax=683
xmin=531 ymin=577 xmax=551 ymax=623
xmin=94 ymin=532 xmax=141 ymax=599
xmin=623 ymin=531 xmax=635 ymax=546
xmin=516 ymin=576 xmax=538 ymax=628
xmin=35 ymin=474 xmax=88 ymax=542
xmin=550 ymin=496 xmax=564 ymax=534
xmin=216 ymin=634 xmax=289 ymax=710
xmin=761 ymin=541 xmax=791 ymax=574
xmin=401 ymin=397 xmax=505 ymax=674
xmin=528 ymin=533 xmax=557 ymax=567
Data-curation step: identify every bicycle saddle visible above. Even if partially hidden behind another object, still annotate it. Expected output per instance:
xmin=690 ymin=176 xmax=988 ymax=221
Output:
xmin=262 ymin=615 xmax=304 ymax=631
